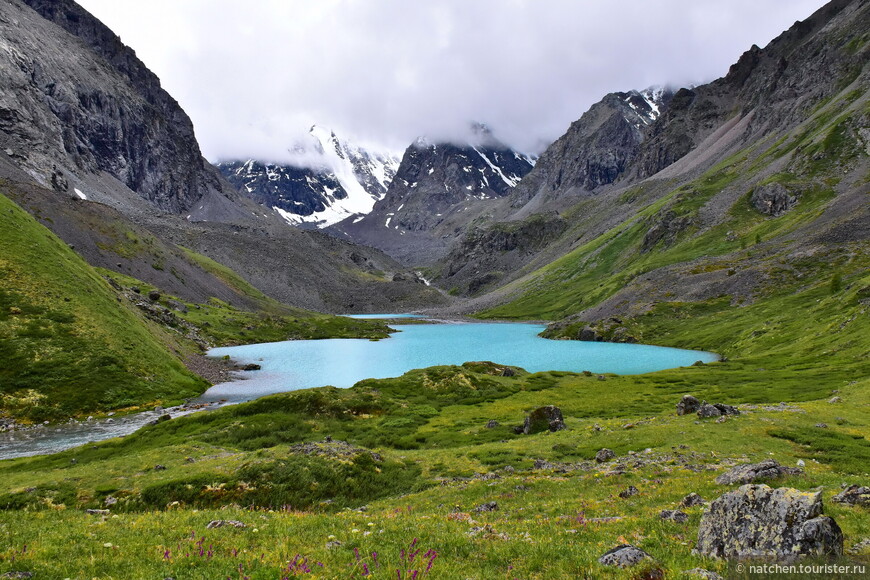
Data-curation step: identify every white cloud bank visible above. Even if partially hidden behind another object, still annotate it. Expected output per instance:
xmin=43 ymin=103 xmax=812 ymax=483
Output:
xmin=77 ymin=0 xmax=829 ymax=159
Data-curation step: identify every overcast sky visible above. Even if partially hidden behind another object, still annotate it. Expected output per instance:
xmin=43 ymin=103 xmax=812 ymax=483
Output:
xmin=77 ymin=0 xmax=828 ymax=161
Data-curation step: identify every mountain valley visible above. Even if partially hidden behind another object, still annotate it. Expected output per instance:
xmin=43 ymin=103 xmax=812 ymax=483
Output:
xmin=0 ymin=0 xmax=868 ymax=577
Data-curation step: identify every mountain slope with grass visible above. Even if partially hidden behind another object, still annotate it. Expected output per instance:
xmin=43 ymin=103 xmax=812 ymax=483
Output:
xmin=436 ymin=0 xmax=868 ymax=300
xmin=0 ymin=191 xmax=207 ymax=422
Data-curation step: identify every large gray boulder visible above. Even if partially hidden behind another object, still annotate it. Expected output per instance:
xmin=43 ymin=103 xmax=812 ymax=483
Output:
xmin=523 ymin=405 xmax=565 ymax=434
xmin=751 ymin=182 xmax=798 ymax=216
xmin=598 ymin=544 xmax=653 ymax=568
xmin=715 ymin=459 xmax=801 ymax=485
xmin=696 ymin=484 xmax=843 ymax=560
xmin=676 ymin=395 xmax=701 ymax=415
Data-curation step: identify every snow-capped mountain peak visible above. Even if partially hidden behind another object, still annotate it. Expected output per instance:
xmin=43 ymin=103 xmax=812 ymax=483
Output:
xmin=217 ymin=127 xmax=401 ymax=228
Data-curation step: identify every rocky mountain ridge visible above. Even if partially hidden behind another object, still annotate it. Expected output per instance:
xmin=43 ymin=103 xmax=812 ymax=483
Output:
xmin=434 ymin=0 xmax=868 ymax=301
xmin=329 ymin=124 xmax=536 ymax=264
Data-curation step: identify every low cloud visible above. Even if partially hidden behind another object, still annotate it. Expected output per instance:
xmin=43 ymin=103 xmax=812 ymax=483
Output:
xmin=78 ymin=0 xmax=828 ymax=158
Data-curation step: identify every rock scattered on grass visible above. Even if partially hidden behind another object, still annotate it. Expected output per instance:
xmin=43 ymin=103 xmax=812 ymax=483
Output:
xmin=523 ymin=405 xmax=565 ymax=434
xmin=659 ymin=509 xmax=689 ymax=523
xmin=86 ymin=509 xmax=110 ymax=515
xmin=848 ymin=537 xmax=870 ymax=555
xmin=533 ymin=459 xmax=554 ymax=470
xmin=0 ymin=573 xmax=34 ymax=579
xmin=676 ymin=395 xmax=701 ymax=415
xmin=467 ymin=524 xmax=509 ymax=540
xmin=832 ymin=485 xmax=870 ymax=507
xmin=595 ymin=448 xmax=615 ymax=463
xmin=696 ymin=484 xmax=843 ymax=560
xmin=598 ymin=544 xmax=653 ymax=567
xmin=829 ymin=396 xmax=842 ymax=403
xmin=715 ymin=459 xmax=801 ymax=485
xmin=474 ymin=501 xmax=498 ymax=513
xmin=815 ymin=423 xmax=828 ymax=428
xmin=618 ymin=485 xmax=639 ymax=499
xmin=681 ymin=492 xmax=706 ymax=507
xmin=485 ymin=420 xmax=500 ymax=428
xmin=326 ymin=540 xmax=343 ymax=549
xmin=206 ymin=520 xmax=247 ymax=529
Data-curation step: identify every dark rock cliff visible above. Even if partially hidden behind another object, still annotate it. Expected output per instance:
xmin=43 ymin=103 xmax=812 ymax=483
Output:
xmin=509 ymin=88 xmax=671 ymax=208
xmin=1 ymin=0 xmax=226 ymax=212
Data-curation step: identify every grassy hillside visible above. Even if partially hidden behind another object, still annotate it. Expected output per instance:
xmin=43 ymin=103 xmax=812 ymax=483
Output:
xmin=0 ymin=191 xmax=207 ymax=422
xmin=0 ymin=191 xmax=390 ymax=423
xmin=480 ymin=89 xmax=868 ymax=322
xmin=0 ymin=358 xmax=868 ymax=578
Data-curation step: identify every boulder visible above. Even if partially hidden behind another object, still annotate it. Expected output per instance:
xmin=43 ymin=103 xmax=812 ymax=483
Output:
xmin=713 ymin=403 xmax=739 ymax=416
xmin=751 ymin=182 xmax=798 ymax=216
xmin=595 ymin=448 xmax=616 ymax=463
xmin=598 ymin=544 xmax=653 ymax=568
xmin=696 ymin=484 xmax=842 ymax=560
xmin=619 ymin=485 xmax=639 ymax=498
xmin=832 ymin=485 xmax=870 ymax=507
xmin=578 ymin=326 xmax=598 ymax=342
xmin=485 ymin=420 xmax=500 ymax=429
xmin=241 ymin=363 xmax=261 ymax=371
xmin=533 ymin=459 xmax=554 ymax=470
xmin=474 ymin=501 xmax=498 ymax=513
xmin=715 ymin=459 xmax=802 ymax=485
xmin=676 ymin=395 xmax=701 ymax=415
xmin=659 ymin=509 xmax=689 ymax=523
xmin=681 ymin=492 xmax=706 ymax=507
xmin=697 ymin=403 xmax=722 ymax=418
xmin=500 ymin=367 xmax=516 ymax=377
xmin=523 ymin=405 xmax=565 ymax=434
xmin=148 ymin=290 xmax=161 ymax=301
xmin=166 ymin=299 xmax=188 ymax=313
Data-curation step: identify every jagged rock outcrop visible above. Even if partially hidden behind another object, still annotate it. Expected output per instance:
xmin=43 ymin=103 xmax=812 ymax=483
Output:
xmin=0 ymin=0 xmax=228 ymax=213
xmin=637 ymin=0 xmax=867 ymax=179
xmin=439 ymin=212 xmax=567 ymax=294
xmin=696 ymin=484 xmax=843 ymax=560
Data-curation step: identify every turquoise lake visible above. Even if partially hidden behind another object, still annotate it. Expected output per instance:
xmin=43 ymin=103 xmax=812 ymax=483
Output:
xmin=0 ymin=321 xmax=717 ymax=459
xmin=203 ymin=322 xmax=718 ymax=402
